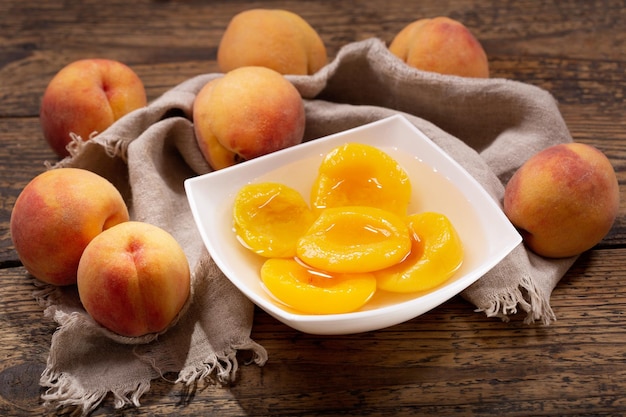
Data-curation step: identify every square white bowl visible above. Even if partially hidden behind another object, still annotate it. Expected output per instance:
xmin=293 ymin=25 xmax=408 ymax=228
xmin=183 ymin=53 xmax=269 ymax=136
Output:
xmin=185 ymin=115 xmax=521 ymax=335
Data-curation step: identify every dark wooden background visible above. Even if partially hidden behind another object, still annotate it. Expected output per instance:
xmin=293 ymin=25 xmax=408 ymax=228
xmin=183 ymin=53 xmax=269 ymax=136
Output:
xmin=1 ymin=0 xmax=625 ymax=415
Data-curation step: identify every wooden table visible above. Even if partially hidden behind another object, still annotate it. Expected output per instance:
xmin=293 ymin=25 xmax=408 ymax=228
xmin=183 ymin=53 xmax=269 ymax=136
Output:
xmin=1 ymin=1 xmax=625 ymax=415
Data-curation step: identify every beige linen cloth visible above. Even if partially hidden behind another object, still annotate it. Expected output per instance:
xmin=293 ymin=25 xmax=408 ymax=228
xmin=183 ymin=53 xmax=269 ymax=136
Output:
xmin=33 ymin=38 xmax=577 ymax=415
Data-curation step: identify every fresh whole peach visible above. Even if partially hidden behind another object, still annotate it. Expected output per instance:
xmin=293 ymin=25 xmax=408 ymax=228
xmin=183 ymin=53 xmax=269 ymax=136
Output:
xmin=503 ymin=143 xmax=620 ymax=258
xmin=193 ymin=66 xmax=306 ymax=170
xmin=10 ymin=168 xmax=130 ymax=285
xmin=217 ymin=9 xmax=327 ymax=75
xmin=40 ymin=59 xmax=147 ymax=158
xmin=389 ymin=16 xmax=489 ymax=78
xmin=77 ymin=221 xmax=191 ymax=338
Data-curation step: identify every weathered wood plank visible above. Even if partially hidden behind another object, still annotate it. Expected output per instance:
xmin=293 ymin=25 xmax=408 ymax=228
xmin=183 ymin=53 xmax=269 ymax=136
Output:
xmin=1 ymin=0 xmax=625 ymax=415
xmin=1 ymin=249 xmax=626 ymax=415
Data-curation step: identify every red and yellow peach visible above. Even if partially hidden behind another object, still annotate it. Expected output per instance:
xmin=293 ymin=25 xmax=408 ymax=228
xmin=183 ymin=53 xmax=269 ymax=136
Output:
xmin=10 ymin=168 xmax=129 ymax=285
xmin=40 ymin=59 xmax=147 ymax=158
xmin=504 ymin=143 xmax=620 ymax=258
xmin=77 ymin=221 xmax=191 ymax=338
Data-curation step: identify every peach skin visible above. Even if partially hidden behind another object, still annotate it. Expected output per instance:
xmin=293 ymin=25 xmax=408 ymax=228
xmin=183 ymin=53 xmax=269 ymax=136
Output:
xmin=40 ymin=58 xmax=147 ymax=158
xmin=77 ymin=221 xmax=191 ymax=338
xmin=10 ymin=168 xmax=129 ymax=285
xmin=217 ymin=9 xmax=327 ymax=75
xmin=193 ymin=66 xmax=306 ymax=170
xmin=503 ymin=143 xmax=620 ymax=258
xmin=389 ymin=16 xmax=489 ymax=78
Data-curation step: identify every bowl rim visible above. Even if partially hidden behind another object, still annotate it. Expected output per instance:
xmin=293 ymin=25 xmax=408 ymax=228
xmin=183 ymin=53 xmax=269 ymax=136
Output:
xmin=185 ymin=114 xmax=522 ymax=334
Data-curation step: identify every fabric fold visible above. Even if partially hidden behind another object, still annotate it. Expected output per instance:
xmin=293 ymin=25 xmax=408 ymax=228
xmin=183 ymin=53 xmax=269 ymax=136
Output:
xmin=34 ymin=37 xmax=576 ymax=415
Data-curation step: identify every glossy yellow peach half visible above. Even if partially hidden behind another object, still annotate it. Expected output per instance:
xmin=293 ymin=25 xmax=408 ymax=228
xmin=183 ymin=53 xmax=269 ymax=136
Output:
xmin=310 ymin=143 xmax=412 ymax=216
xmin=296 ymin=205 xmax=411 ymax=273
xmin=233 ymin=182 xmax=315 ymax=258
xmin=260 ymin=258 xmax=376 ymax=314
xmin=375 ymin=212 xmax=463 ymax=293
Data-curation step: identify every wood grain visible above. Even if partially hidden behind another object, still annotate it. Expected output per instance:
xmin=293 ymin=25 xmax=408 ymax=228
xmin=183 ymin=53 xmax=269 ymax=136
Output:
xmin=2 ymin=250 xmax=626 ymax=416
xmin=1 ymin=0 xmax=625 ymax=415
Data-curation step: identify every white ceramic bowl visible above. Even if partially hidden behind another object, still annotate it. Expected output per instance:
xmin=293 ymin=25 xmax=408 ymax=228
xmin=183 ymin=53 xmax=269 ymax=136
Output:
xmin=185 ymin=115 xmax=521 ymax=335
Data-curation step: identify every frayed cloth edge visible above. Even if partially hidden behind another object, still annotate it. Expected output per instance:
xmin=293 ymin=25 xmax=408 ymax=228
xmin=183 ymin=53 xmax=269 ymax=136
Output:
xmin=474 ymin=275 xmax=556 ymax=325
xmin=174 ymin=340 xmax=268 ymax=386
xmin=49 ymin=131 xmax=130 ymax=170
xmin=40 ymin=367 xmax=151 ymax=416
xmin=519 ymin=273 xmax=557 ymax=325
xmin=32 ymin=280 xmax=61 ymax=309
xmin=38 ymin=313 xmax=268 ymax=415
